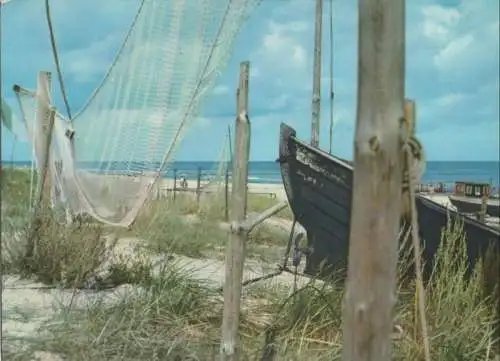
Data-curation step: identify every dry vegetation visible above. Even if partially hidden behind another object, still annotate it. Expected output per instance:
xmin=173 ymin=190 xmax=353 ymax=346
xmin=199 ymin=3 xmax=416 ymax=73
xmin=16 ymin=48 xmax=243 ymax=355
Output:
xmin=1 ymin=168 xmax=499 ymax=361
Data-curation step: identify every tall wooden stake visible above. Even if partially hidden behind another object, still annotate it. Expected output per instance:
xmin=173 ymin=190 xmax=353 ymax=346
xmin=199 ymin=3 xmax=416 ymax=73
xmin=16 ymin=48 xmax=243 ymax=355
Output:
xmin=221 ymin=61 xmax=251 ymax=361
xmin=173 ymin=169 xmax=177 ymax=200
xmin=225 ymin=126 xmax=233 ymax=221
xmin=310 ymin=0 xmax=323 ymax=147
xmin=35 ymin=71 xmax=54 ymax=200
xmin=27 ymin=71 xmax=55 ymax=258
xmin=342 ymin=0 xmax=405 ymax=360
xmin=196 ymin=166 xmax=202 ymax=206
xmin=401 ymin=99 xmax=416 ymax=220
xmin=480 ymin=194 xmax=488 ymax=222
xmin=328 ymin=0 xmax=335 ymax=155
xmin=225 ymin=166 xmax=230 ymax=222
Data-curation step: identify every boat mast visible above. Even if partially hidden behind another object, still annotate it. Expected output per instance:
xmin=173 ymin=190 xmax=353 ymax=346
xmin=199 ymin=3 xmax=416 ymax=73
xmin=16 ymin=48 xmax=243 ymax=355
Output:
xmin=328 ymin=0 xmax=335 ymax=154
xmin=310 ymin=0 xmax=323 ymax=148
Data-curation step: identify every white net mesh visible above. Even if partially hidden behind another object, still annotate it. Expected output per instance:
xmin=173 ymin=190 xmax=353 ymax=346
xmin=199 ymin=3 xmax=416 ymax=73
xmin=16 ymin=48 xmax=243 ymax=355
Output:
xmin=14 ymin=0 xmax=260 ymax=227
xmin=201 ymin=131 xmax=232 ymax=192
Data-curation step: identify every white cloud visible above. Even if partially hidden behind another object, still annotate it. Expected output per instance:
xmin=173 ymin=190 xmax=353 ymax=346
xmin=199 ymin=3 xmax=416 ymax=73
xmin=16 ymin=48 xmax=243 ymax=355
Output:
xmin=434 ymin=33 xmax=474 ymax=69
xmin=420 ymin=5 xmax=461 ymax=43
xmin=260 ymin=20 xmax=309 ymax=70
xmin=434 ymin=92 xmax=468 ymax=107
xmin=417 ymin=1 xmax=498 ymax=78
xmin=3 ymin=0 xmax=499 ymax=162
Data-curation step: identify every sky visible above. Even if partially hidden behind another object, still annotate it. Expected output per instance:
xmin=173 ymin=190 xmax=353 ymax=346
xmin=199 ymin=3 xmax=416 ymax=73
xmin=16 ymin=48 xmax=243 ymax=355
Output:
xmin=1 ymin=0 xmax=499 ymax=162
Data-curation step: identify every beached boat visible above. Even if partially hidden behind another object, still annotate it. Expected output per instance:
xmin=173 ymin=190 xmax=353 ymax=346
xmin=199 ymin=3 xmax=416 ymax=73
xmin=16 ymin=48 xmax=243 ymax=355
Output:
xmin=449 ymin=194 xmax=500 ymax=218
xmin=278 ymin=123 xmax=500 ymax=279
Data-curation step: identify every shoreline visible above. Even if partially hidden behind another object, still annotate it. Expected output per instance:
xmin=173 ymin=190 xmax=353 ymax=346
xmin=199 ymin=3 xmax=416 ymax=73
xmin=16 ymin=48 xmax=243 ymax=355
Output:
xmin=3 ymin=167 xmax=497 ymax=205
xmin=158 ymin=177 xmax=287 ymax=201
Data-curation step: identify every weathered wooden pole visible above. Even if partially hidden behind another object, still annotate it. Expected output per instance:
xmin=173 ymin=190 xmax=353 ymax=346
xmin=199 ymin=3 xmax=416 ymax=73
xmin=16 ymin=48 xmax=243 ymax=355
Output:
xmin=342 ymin=0 xmax=405 ymax=360
xmin=225 ymin=125 xmax=233 ymax=221
xmin=310 ymin=0 xmax=323 ymax=147
xmin=196 ymin=166 xmax=202 ymax=206
xmin=225 ymin=166 xmax=230 ymax=221
xmin=220 ymin=61 xmax=251 ymax=361
xmin=27 ymin=71 xmax=55 ymax=259
xmin=173 ymin=169 xmax=177 ymax=200
xmin=328 ymin=0 xmax=335 ymax=155
xmin=35 ymin=71 xmax=54 ymax=201
xmin=401 ymin=99 xmax=416 ymax=220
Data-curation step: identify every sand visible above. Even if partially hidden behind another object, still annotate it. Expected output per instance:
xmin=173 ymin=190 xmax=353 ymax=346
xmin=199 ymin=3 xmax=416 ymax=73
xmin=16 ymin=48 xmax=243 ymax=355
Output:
xmin=156 ymin=178 xmax=287 ymax=201
xmin=420 ymin=193 xmax=453 ymax=207
xmin=4 ymin=182 xmax=495 ymax=359
xmin=1 ymin=214 xmax=306 ymax=359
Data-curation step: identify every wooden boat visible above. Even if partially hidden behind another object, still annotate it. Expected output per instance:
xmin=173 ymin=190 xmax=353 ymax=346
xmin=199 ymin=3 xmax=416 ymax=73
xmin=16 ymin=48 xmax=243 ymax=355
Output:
xmin=278 ymin=123 xmax=500 ymax=279
xmin=449 ymin=194 xmax=500 ymax=218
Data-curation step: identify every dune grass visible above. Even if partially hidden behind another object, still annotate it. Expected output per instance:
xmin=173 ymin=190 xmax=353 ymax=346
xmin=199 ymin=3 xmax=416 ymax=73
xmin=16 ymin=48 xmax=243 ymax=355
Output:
xmin=1 ymin=168 xmax=35 ymax=224
xmin=151 ymin=191 xmax=295 ymax=221
xmin=128 ymin=193 xmax=291 ymax=263
xmin=1 ymin=168 xmax=498 ymax=360
xmin=9 ymin=219 xmax=497 ymax=361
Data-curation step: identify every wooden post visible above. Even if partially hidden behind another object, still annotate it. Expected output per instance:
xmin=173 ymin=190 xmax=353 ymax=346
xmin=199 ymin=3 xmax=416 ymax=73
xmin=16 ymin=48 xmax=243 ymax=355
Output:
xmin=35 ymin=108 xmax=56 ymax=208
xmin=221 ymin=61 xmax=251 ymax=361
xmin=401 ymin=99 xmax=416 ymax=220
xmin=196 ymin=167 xmax=202 ymax=206
xmin=35 ymin=71 xmax=54 ymax=200
xmin=310 ymin=0 xmax=323 ymax=147
xmin=226 ymin=124 xmax=233 ymax=222
xmin=27 ymin=71 xmax=54 ymax=258
xmin=342 ymin=0 xmax=405 ymax=360
xmin=225 ymin=166 xmax=230 ymax=221
xmin=404 ymin=99 xmax=416 ymax=134
xmin=480 ymin=194 xmax=488 ymax=222
xmin=173 ymin=169 xmax=177 ymax=201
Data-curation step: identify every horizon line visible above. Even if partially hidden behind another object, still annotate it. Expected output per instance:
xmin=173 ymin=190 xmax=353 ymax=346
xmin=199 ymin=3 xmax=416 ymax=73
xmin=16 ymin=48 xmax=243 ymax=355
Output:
xmin=1 ymin=159 xmax=499 ymax=163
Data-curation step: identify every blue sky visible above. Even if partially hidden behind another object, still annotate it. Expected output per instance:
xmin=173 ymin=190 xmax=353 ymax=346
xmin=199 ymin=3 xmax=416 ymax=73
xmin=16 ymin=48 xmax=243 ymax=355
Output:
xmin=1 ymin=0 xmax=499 ymax=162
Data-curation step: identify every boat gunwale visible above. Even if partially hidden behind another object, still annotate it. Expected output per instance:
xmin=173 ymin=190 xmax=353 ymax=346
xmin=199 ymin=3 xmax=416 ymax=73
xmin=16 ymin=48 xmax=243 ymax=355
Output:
xmin=449 ymin=194 xmax=500 ymax=206
xmin=288 ymin=134 xmax=355 ymax=172
xmin=283 ymin=126 xmax=500 ymax=237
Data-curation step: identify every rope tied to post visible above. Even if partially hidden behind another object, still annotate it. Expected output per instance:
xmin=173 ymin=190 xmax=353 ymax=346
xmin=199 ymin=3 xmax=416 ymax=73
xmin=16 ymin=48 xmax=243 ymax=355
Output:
xmin=400 ymin=114 xmax=432 ymax=361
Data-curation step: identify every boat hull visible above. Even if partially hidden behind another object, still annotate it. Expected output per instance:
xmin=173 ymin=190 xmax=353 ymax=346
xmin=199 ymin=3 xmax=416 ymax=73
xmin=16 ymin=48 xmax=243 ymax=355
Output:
xmin=278 ymin=123 xmax=500 ymax=279
xmin=449 ymin=195 xmax=500 ymax=218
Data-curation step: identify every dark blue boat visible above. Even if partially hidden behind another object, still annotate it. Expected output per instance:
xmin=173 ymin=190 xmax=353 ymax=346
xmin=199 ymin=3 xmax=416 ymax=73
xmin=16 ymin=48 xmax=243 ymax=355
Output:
xmin=278 ymin=123 xmax=500 ymax=279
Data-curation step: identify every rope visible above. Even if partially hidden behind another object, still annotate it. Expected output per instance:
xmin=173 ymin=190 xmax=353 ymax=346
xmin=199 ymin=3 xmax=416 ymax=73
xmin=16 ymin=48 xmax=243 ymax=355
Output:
xmin=401 ymin=118 xmax=431 ymax=361
xmin=9 ymin=136 xmax=16 ymax=169
xmin=44 ymin=0 xmax=72 ymax=121
xmin=228 ymin=124 xmax=233 ymax=165
xmin=328 ymin=0 xmax=335 ymax=155
xmin=217 ymin=218 xmax=299 ymax=292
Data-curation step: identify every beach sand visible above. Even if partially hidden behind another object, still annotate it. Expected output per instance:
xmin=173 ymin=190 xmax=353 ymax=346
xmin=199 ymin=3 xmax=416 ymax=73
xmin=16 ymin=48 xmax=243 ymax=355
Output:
xmin=157 ymin=177 xmax=287 ymax=201
xmin=420 ymin=193 xmax=453 ymax=207
xmin=4 ymin=172 xmax=498 ymax=359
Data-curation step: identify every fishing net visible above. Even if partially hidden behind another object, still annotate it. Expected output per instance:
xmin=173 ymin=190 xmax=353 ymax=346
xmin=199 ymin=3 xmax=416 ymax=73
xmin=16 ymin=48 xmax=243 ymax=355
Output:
xmin=14 ymin=0 xmax=260 ymax=227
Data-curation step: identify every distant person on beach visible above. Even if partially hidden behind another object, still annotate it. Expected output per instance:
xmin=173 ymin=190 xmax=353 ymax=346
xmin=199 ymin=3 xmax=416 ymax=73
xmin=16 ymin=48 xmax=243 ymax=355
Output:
xmin=180 ymin=175 xmax=188 ymax=189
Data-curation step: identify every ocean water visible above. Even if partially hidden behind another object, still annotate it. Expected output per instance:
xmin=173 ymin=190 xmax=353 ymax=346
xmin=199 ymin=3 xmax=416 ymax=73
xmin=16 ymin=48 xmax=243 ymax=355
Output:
xmin=3 ymin=160 xmax=499 ymax=188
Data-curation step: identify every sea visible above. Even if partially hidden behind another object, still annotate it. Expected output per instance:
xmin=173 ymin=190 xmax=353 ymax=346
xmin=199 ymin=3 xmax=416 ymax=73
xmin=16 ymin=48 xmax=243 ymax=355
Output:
xmin=3 ymin=160 xmax=500 ymax=190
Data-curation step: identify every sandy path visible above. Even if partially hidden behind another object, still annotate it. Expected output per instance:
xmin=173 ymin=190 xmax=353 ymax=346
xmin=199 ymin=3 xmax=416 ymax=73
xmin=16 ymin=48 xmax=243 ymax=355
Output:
xmin=1 ymin=218 xmax=310 ymax=359
xmin=157 ymin=178 xmax=287 ymax=201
